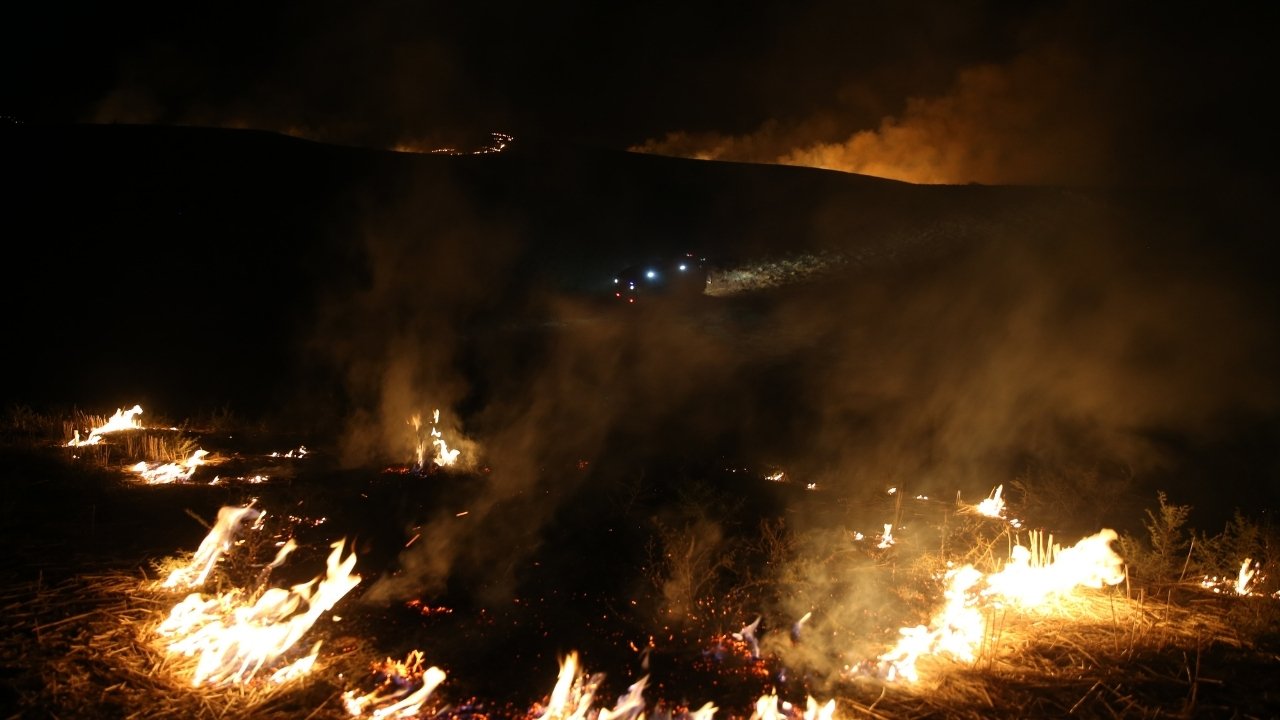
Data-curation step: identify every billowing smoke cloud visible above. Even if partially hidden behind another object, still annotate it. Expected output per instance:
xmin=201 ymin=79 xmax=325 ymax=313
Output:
xmin=343 ymin=173 xmax=1278 ymax=611
xmin=633 ymin=46 xmax=1114 ymax=185
xmin=773 ymin=194 xmax=1278 ymax=533
xmin=633 ymin=5 xmax=1267 ymax=189
xmin=42 ymin=1 xmax=1262 ymax=190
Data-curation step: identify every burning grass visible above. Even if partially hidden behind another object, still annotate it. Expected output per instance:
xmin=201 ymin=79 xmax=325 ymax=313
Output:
xmin=3 ymin=406 xmax=1280 ymax=719
xmin=2 ymin=570 xmax=379 ymax=719
xmin=8 ymin=567 xmax=1277 ymax=719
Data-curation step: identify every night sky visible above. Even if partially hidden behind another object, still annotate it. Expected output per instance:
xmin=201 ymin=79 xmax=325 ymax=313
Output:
xmin=5 ymin=0 xmax=1273 ymax=187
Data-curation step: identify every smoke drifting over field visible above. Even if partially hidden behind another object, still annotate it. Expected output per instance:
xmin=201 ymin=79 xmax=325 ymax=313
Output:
xmin=632 ymin=4 xmax=1268 ymax=188
xmin=310 ymin=167 xmax=1278 ymax=606
xmin=14 ymin=1 xmax=1264 ymax=189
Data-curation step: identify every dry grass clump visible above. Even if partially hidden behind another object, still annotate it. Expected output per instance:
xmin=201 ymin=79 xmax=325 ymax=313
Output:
xmin=2 ymin=571 xmax=375 ymax=719
xmin=824 ymin=588 xmax=1280 ymax=719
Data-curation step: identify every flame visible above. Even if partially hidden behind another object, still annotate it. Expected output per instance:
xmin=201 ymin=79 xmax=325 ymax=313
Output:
xmin=67 ymin=404 xmax=143 ymax=446
xmin=162 ymin=505 xmax=263 ymax=589
xmin=157 ymin=539 xmax=361 ymax=686
xmin=1235 ymin=558 xmax=1257 ymax=595
xmin=430 ymin=409 xmax=460 ymax=467
xmin=804 ymin=697 xmax=836 ymax=720
xmin=408 ymin=409 xmax=461 ymax=471
xmin=974 ymin=485 xmax=1004 ymax=518
xmin=535 ymin=652 xmax=603 ymax=720
xmin=749 ymin=692 xmax=836 ymax=720
xmin=132 ymin=448 xmax=209 ymax=484
xmin=753 ymin=693 xmax=783 ymax=720
xmin=532 ymin=652 xmax=662 ymax=720
xmin=982 ymin=529 xmax=1126 ymax=607
xmin=409 ymin=414 xmax=426 ymax=471
xmin=970 ymin=485 xmax=1023 ymax=528
xmin=873 ymin=529 xmax=1125 ymax=682
xmin=343 ymin=650 xmax=448 ymax=718
xmin=877 ymin=524 xmax=895 ymax=549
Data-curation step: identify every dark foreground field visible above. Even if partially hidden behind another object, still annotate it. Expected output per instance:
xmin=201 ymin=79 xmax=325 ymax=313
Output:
xmin=2 ymin=405 xmax=1279 ymax=720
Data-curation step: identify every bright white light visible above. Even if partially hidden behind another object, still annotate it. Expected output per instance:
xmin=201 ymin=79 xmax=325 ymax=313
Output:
xmin=613 ymin=278 xmax=618 ymax=284
xmin=679 ymin=264 xmax=687 ymax=271
xmin=645 ymin=270 xmax=656 ymax=279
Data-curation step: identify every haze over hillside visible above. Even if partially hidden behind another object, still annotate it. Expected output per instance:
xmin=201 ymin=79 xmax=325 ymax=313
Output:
xmin=4 ymin=122 xmax=1277 ymax=530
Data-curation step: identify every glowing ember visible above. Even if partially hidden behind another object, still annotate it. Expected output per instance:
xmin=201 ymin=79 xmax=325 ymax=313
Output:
xmin=131 ymin=448 xmax=209 ymax=484
xmin=870 ymin=528 xmax=1125 ymax=682
xmin=211 ymin=473 xmax=270 ymax=484
xmin=270 ymin=445 xmax=309 ymax=458
xmin=343 ymin=650 xmax=447 ymax=718
xmin=405 ymin=599 xmax=453 ymax=617
xmin=162 ymin=505 xmax=263 ymax=590
xmin=157 ymin=538 xmax=361 ymax=686
xmin=66 ymin=404 xmax=143 ymax=446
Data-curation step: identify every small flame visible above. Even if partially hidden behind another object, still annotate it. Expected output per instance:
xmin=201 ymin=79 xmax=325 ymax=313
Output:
xmin=749 ymin=692 xmax=836 ymax=720
xmin=430 ymin=409 xmax=460 ymax=467
xmin=974 ymin=485 xmax=1004 ymax=518
xmin=804 ymin=697 xmax=836 ymax=720
xmin=343 ymin=650 xmax=448 ymax=718
xmin=877 ymin=524 xmax=895 ymax=549
xmin=535 ymin=652 xmax=602 ymax=720
xmin=1236 ymin=558 xmax=1257 ymax=595
xmin=409 ymin=410 xmax=461 ymax=471
xmin=132 ymin=448 xmax=209 ymax=484
xmin=409 ymin=414 xmax=426 ymax=471
xmin=157 ymin=539 xmax=361 ymax=686
xmin=532 ymin=652 xmax=660 ymax=720
xmin=67 ymin=404 xmax=143 ymax=446
xmin=970 ymin=484 xmax=1023 ymax=528
xmin=162 ymin=505 xmax=262 ymax=590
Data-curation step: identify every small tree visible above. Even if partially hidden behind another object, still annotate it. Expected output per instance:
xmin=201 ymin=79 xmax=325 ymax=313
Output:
xmin=1119 ymin=491 xmax=1193 ymax=584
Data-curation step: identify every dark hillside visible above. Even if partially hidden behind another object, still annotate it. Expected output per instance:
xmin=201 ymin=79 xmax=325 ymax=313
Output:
xmin=1 ymin=123 xmax=1065 ymax=416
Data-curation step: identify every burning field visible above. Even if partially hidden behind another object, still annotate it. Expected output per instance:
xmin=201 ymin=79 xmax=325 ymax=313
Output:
xmin=4 ymin=122 xmax=1279 ymax=719
xmin=2 ymin=403 xmax=1278 ymax=720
